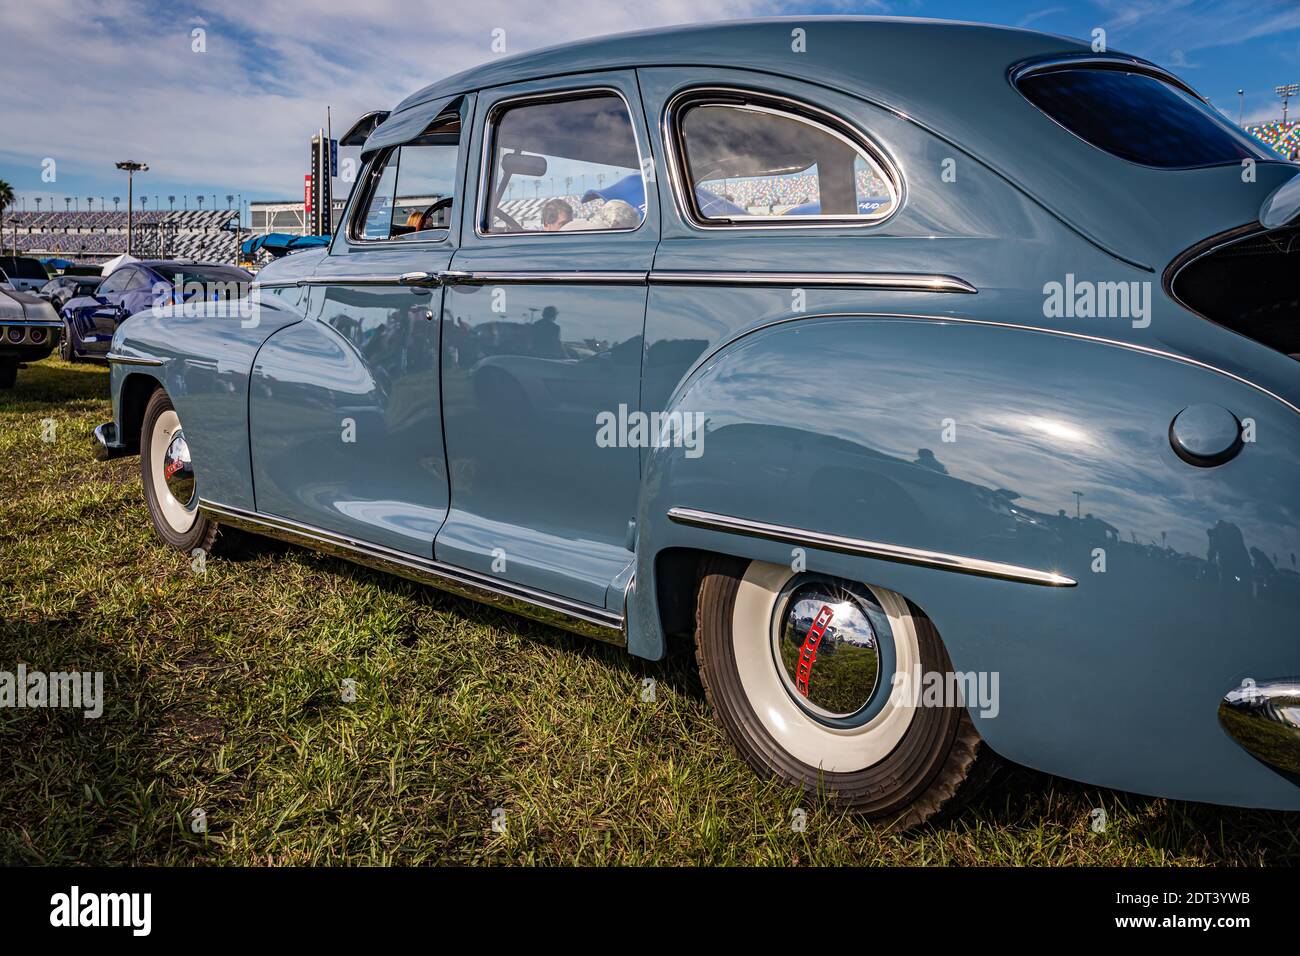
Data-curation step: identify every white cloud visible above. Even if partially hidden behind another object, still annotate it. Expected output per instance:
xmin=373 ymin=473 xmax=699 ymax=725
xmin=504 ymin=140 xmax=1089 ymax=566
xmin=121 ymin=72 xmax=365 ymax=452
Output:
xmin=0 ymin=0 xmax=785 ymax=203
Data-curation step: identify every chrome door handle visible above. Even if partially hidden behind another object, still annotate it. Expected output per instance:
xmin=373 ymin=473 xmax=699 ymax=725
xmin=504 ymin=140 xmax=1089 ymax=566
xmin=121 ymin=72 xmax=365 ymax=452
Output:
xmin=397 ymin=271 xmax=442 ymax=287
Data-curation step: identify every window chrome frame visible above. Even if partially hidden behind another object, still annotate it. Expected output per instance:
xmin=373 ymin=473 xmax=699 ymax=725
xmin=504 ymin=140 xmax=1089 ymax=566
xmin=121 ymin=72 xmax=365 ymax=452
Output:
xmin=474 ymin=85 xmax=650 ymax=240
xmin=345 ymin=113 xmax=463 ymax=247
xmin=662 ymin=86 xmax=905 ymax=231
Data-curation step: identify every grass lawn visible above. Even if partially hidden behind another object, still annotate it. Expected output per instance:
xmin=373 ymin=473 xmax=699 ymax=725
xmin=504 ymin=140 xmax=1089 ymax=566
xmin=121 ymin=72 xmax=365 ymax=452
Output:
xmin=1 ymin=356 xmax=1297 ymax=865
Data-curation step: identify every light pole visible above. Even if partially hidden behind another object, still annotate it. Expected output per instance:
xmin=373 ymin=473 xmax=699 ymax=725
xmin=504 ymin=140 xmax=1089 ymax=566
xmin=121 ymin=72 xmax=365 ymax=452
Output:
xmin=1237 ymin=89 xmax=1244 ymax=126
xmin=115 ymin=161 xmax=148 ymax=256
xmin=168 ymin=195 xmax=175 ymax=212
xmin=1277 ymin=84 xmax=1299 ymax=125
xmin=113 ymin=196 xmax=120 ymax=212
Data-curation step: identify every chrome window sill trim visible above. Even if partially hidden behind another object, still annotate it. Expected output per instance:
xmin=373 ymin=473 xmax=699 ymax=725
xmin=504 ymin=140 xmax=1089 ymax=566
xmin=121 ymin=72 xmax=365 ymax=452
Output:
xmin=667 ymin=507 xmax=1077 ymax=587
xmin=104 ymin=352 xmax=163 ymax=367
xmin=650 ymin=272 xmax=977 ymax=293
xmin=199 ymin=500 xmax=627 ymax=645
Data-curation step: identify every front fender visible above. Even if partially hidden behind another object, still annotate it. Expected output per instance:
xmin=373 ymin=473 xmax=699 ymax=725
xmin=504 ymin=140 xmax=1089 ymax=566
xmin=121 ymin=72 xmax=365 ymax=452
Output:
xmin=632 ymin=314 xmax=1300 ymax=809
xmin=108 ymin=287 xmax=308 ymax=510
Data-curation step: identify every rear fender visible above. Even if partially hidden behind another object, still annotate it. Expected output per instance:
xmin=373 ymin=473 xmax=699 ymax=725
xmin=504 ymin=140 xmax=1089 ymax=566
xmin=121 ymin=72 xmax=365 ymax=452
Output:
xmin=631 ymin=313 xmax=1300 ymax=809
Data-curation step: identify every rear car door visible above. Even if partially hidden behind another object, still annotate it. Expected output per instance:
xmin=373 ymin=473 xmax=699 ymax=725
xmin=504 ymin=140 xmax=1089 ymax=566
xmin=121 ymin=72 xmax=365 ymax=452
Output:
xmin=248 ymin=96 xmax=472 ymax=556
xmin=438 ymin=72 xmax=656 ymax=609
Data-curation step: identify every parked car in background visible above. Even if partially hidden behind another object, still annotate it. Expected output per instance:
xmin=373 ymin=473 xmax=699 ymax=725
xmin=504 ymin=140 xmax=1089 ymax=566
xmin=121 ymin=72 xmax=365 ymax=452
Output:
xmin=0 ymin=287 xmax=60 ymax=387
xmin=61 ymin=259 xmax=251 ymax=361
xmin=93 ymin=18 xmax=1300 ymax=825
xmin=58 ymin=264 xmax=106 ymax=277
xmin=39 ymin=274 xmax=103 ymax=312
xmin=0 ymin=256 xmax=51 ymax=293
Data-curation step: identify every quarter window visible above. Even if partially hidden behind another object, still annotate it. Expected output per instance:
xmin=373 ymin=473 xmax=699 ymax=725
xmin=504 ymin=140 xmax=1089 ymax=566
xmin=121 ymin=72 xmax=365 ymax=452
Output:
xmin=482 ymin=92 xmax=646 ymax=234
xmin=354 ymin=112 xmax=460 ymax=242
xmin=671 ymin=95 xmax=898 ymax=225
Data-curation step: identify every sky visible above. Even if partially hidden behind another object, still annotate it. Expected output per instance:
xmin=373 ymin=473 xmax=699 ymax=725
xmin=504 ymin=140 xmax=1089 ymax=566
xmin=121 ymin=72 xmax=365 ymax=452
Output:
xmin=1 ymin=0 xmax=1299 ymax=222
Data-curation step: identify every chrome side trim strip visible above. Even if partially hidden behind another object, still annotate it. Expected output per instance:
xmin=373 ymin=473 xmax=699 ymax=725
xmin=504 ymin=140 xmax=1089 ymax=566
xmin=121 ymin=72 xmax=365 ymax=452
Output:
xmin=667 ymin=507 xmax=1077 ymax=587
xmin=199 ymin=500 xmax=627 ymax=644
xmin=650 ymin=271 xmax=976 ymax=294
xmin=445 ymin=270 xmax=648 ymax=286
xmin=295 ymin=274 xmax=434 ymax=287
xmin=104 ymin=352 xmax=163 ymax=367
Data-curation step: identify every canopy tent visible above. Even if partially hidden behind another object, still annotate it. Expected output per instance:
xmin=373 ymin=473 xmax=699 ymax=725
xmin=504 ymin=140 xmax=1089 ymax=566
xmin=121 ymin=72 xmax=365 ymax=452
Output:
xmin=241 ymin=233 xmax=330 ymax=259
xmin=99 ymin=253 xmax=140 ymax=276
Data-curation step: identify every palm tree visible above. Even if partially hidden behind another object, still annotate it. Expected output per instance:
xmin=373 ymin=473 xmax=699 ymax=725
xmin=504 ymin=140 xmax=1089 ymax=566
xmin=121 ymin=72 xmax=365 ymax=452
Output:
xmin=0 ymin=180 xmax=14 ymax=255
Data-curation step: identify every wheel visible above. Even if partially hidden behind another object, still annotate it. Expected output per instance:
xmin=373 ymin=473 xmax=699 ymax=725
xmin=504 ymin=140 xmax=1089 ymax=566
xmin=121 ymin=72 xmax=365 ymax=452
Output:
xmin=0 ymin=360 xmax=15 ymax=389
xmin=695 ymin=556 xmax=995 ymax=827
xmin=140 ymin=389 xmax=220 ymax=553
xmin=59 ymin=319 xmax=78 ymax=363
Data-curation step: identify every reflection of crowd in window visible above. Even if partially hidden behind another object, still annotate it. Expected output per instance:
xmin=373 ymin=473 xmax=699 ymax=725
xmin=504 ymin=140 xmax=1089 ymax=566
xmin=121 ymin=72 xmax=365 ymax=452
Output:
xmin=696 ymin=168 xmax=889 ymax=210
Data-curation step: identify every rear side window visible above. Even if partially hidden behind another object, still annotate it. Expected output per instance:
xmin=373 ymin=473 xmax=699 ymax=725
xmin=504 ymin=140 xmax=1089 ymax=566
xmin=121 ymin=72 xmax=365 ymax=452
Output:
xmin=669 ymin=94 xmax=898 ymax=226
xmin=1017 ymin=67 xmax=1267 ymax=169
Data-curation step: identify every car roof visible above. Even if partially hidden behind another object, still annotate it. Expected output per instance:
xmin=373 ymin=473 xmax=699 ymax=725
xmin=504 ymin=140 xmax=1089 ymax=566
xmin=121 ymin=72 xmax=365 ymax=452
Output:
xmin=383 ymin=16 xmax=1239 ymax=268
xmin=394 ymin=17 xmax=1088 ymax=113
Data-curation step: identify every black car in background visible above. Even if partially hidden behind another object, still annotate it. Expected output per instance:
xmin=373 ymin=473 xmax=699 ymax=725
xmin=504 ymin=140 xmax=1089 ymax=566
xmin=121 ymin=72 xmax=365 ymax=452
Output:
xmin=0 ymin=256 xmax=51 ymax=294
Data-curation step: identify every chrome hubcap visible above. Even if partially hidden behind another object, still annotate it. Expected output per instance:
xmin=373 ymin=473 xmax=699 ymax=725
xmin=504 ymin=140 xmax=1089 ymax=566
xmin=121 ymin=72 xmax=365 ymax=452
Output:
xmin=772 ymin=579 xmax=882 ymax=720
xmin=162 ymin=429 xmax=195 ymax=507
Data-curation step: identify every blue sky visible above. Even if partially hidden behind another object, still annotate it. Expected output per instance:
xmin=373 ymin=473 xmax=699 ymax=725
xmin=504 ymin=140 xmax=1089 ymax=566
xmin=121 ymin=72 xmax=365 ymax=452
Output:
xmin=1 ymin=0 xmax=1298 ymax=222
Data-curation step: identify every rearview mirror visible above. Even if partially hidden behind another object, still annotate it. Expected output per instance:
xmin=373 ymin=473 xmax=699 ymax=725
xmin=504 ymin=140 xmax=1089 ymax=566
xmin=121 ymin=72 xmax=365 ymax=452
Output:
xmin=501 ymin=152 xmax=547 ymax=178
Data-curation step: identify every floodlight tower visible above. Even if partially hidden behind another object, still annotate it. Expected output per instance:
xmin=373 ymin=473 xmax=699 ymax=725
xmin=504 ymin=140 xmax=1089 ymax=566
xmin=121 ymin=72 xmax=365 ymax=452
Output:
xmin=1277 ymin=84 xmax=1299 ymax=125
xmin=115 ymin=160 xmax=149 ymax=255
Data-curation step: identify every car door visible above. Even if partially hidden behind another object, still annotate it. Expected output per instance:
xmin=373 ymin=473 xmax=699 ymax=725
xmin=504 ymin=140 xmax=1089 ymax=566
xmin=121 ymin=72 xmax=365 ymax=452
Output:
xmin=248 ymin=95 xmax=472 ymax=556
xmin=438 ymin=72 xmax=657 ymax=609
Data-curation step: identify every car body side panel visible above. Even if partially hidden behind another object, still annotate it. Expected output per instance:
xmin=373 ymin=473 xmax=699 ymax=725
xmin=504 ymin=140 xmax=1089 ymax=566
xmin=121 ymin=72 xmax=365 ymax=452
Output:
xmin=632 ymin=314 xmax=1300 ymax=809
xmin=109 ymin=286 xmax=310 ymax=510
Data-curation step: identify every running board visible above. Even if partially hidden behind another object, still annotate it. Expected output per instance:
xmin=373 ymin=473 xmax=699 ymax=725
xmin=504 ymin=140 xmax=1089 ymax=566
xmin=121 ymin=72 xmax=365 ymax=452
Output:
xmin=199 ymin=501 xmax=627 ymax=645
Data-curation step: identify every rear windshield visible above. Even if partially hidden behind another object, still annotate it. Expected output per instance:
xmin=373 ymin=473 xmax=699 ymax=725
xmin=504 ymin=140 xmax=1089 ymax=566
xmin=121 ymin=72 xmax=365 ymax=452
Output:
xmin=0 ymin=257 xmax=49 ymax=279
xmin=148 ymin=265 xmax=251 ymax=285
xmin=1018 ymin=67 xmax=1267 ymax=169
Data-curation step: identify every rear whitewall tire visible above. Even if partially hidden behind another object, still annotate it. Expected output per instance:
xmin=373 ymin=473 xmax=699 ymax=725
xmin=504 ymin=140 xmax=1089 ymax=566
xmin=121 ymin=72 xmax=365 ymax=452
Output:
xmin=695 ymin=556 xmax=996 ymax=826
xmin=731 ymin=560 xmax=922 ymax=771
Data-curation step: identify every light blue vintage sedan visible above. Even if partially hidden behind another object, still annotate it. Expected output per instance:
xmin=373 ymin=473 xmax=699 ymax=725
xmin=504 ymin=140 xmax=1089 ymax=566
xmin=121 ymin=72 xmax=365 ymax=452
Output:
xmin=94 ymin=18 xmax=1300 ymax=825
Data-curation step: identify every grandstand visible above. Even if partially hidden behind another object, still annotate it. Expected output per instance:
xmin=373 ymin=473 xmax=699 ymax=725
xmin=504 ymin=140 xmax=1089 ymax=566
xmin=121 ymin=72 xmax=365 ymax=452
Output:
xmin=3 ymin=209 xmax=247 ymax=265
xmin=1245 ymin=120 xmax=1300 ymax=159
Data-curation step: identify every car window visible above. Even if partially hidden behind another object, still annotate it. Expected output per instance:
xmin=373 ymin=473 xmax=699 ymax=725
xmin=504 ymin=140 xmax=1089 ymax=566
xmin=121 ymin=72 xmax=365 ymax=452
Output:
xmin=98 ymin=269 xmax=131 ymax=295
xmin=0 ymin=257 xmax=49 ymax=280
xmin=482 ymin=91 xmax=646 ymax=235
xmin=671 ymin=96 xmax=898 ymax=225
xmin=355 ymin=111 xmax=460 ymax=242
xmin=1017 ymin=67 xmax=1267 ymax=169
xmin=123 ymin=270 xmax=151 ymax=292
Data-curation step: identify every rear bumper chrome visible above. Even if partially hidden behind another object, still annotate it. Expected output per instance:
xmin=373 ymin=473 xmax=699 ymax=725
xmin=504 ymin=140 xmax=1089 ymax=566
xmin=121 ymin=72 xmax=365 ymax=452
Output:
xmin=92 ymin=422 xmax=130 ymax=461
xmin=1219 ymin=678 xmax=1300 ymax=775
